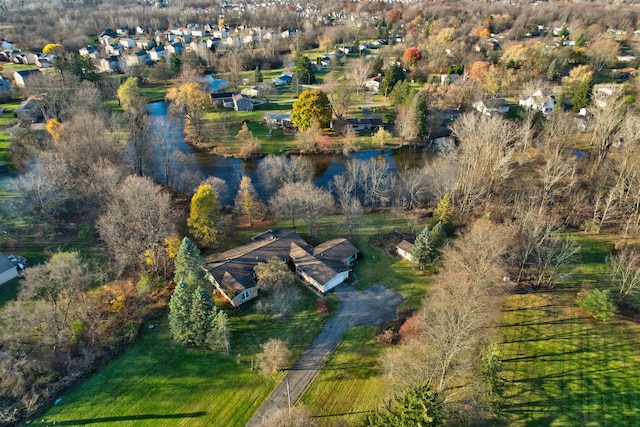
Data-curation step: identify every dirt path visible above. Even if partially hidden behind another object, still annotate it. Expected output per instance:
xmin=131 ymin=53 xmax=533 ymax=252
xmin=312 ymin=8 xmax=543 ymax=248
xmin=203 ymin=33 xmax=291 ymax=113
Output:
xmin=246 ymin=283 xmax=404 ymax=427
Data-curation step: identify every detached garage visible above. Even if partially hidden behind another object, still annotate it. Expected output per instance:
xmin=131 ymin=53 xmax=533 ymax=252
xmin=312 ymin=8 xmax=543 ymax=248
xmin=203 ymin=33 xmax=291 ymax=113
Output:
xmin=0 ymin=253 xmax=19 ymax=286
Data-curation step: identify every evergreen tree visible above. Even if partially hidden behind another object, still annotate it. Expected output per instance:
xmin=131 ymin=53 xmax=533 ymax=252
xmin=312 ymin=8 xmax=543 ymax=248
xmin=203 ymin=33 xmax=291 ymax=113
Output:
xmin=430 ymin=221 xmax=446 ymax=249
xmin=572 ymin=76 xmax=594 ymax=110
xmin=291 ymin=72 xmax=301 ymax=96
xmin=380 ymin=63 xmax=406 ymax=97
xmin=174 ymin=237 xmax=209 ymax=290
xmin=187 ymin=184 xmax=220 ymax=247
xmin=412 ymin=92 xmax=429 ymax=140
xmin=254 ymin=66 xmax=263 ymax=83
xmin=294 ymin=55 xmax=315 ymax=85
xmin=432 ymin=193 xmax=453 ymax=227
xmin=367 ymin=384 xmax=442 ymax=426
xmin=371 ymin=56 xmax=384 ymax=76
xmin=169 ymin=281 xmax=194 ymax=345
xmin=206 ymin=309 xmax=230 ymax=352
xmin=547 ymin=58 xmax=558 ymax=81
xmin=412 ymin=226 xmax=435 ymax=268
xmin=190 ymin=286 xmax=214 ymax=347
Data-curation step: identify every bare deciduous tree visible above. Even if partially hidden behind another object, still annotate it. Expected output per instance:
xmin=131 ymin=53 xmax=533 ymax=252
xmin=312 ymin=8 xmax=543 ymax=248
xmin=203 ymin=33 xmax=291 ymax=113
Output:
xmin=96 ymin=175 xmax=175 ymax=274
xmin=258 ymin=155 xmax=314 ymax=192
xmin=270 ymin=181 xmax=334 ymax=237
xmin=608 ymin=248 xmax=640 ymax=303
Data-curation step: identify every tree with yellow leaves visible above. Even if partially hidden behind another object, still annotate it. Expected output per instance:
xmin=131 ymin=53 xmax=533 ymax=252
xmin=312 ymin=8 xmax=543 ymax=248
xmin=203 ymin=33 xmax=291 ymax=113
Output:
xmin=166 ymin=82 xmax=210 ymax=142
xmin=187 ymin=184 xmax=220 ymax=247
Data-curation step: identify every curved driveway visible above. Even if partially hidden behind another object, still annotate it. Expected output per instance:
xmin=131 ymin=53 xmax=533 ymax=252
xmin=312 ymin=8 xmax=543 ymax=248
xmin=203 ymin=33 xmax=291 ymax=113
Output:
xmin=246 ymin=283 xmax=404 ymax=426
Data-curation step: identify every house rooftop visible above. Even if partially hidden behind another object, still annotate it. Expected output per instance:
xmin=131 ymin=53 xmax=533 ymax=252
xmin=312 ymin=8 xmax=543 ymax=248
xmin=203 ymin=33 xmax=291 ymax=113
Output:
xmin=0 ymin=253 xmax=15 ymax=273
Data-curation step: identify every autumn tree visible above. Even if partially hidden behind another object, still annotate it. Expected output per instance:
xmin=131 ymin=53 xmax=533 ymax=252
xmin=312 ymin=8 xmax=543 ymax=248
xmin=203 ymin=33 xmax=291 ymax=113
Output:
xmin=42 ymin=43 xmax=64 ymax=57
xmin=187 ymin=184 xmax=221 ymax=247
xmin=270 ymin=181 xmax=334 ymax=237
xmin=561 ymin=65 xmax=594 ymax=110
xmin=350 ymin=58 xmax=372 ymax=95
xmin=234 ymin=176 xmax=260 ymax=226
xmin=256 ymin=339 xmax=292 ymax=377
xmin=291 ymin=89 xmax=332 ymax=130
xmin=588 ymin=36 xmax=619 ymax=74
xmin=166 ymin=82 xmax=210 ymax=142
xmin=118 ymin=77 xmax=147 ymax=114
xmin=97 ymin=175 xmax=175 ymax=274
xmin=257 ymin=155 xmax=314 ymax=192
xmin=403 ymin=47 xmax=422 ymax=67
xmin=254 ymin=257 xmax=300 ymax=317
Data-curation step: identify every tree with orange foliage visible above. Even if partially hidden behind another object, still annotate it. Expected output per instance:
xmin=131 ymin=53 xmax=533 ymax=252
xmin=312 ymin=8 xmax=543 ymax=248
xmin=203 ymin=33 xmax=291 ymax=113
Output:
xmin=403 ymin=47 xmax=422 ymax=67
xmin=469 ymin=61 xmax=490 ymax=83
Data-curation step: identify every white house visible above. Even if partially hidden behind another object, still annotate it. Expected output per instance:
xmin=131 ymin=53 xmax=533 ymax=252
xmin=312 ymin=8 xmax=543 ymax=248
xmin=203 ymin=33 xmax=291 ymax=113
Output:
xmin=136 ymin=39 xmax=155 ymax=50
xmin=519 ymin=89 xmax=556 ymax=114
xmin=440 ymin=73 xmax=461 ymax=84
xmin=473 ymin=98 xmax=510 ymax=116
xmin=0 ymin=253 xmax=19 ymax=286
xmin=119 ymin=38 xmax=136 ymax=49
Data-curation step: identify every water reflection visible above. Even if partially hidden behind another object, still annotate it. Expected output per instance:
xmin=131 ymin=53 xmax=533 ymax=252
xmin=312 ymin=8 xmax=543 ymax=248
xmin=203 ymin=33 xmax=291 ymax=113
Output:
xmin=147 ymin=102 xmax=437 ymax=204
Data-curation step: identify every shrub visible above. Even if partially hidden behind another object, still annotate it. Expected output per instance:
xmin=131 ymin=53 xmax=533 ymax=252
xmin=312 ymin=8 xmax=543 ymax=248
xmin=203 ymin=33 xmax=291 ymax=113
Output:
xmin=577 ymin=288 xmax=617 ymax=321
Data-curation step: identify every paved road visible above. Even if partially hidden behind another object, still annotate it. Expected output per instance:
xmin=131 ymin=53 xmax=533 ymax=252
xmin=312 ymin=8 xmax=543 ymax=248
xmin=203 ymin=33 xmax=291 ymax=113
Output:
xmin=246 ymin=283 xmax=404 ymax=426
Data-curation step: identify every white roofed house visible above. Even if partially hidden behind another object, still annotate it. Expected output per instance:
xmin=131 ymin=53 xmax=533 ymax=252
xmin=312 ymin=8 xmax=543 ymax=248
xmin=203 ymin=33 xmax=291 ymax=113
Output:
xmin=473 ymin=97 xmax=510 ymax=116
xmin=125 ymin=50 xmax=151 ymax=67
xmin=519 ymin=89 xmax=556 ymax=114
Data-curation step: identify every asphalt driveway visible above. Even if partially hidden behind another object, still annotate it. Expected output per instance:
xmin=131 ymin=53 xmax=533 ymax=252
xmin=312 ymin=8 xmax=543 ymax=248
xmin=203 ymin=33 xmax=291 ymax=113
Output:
xmin=246 ymin=282 xmax=404 ymax=426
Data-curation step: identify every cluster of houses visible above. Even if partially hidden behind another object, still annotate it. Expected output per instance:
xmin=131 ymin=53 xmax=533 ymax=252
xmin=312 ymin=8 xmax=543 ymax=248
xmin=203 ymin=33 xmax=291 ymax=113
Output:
xmin=204 ymin=229 xmax=359 ymax=307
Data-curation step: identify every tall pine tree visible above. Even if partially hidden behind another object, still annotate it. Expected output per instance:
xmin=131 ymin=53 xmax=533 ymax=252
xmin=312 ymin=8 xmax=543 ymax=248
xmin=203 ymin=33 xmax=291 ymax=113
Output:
xmin=169 ymin=281 xmax=194 ymax=345
xmin=174 ymin=237 xmax=209 ymax=290
xmin=412 ymin=226 xmax=435 ymax=269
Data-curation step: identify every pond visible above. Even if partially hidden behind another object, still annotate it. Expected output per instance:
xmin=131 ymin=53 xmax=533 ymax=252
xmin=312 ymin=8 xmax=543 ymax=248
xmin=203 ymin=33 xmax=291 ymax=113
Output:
xmin=147 ymin=102 xmax=437 ymax=204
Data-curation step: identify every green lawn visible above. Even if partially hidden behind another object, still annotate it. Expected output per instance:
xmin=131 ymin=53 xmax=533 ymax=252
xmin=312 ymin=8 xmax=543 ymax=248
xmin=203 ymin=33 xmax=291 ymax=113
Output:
xmin=301 ymin=326 xmax=388 ymax=426
xmin=36 ymin=283 xmax=335 ymax=427
xmin=499 ymin=233 xmax=640 ymax=426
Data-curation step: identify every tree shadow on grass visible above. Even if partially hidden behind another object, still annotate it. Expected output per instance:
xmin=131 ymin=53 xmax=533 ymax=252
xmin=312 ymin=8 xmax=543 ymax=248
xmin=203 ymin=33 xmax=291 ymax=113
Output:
xmin=37 ymin=412 xmax=207 ymax=426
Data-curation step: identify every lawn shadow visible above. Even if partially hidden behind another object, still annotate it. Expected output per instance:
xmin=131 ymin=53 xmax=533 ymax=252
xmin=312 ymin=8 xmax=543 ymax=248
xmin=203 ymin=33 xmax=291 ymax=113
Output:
xmin=37 ymin=412 xmax=207 ymax=426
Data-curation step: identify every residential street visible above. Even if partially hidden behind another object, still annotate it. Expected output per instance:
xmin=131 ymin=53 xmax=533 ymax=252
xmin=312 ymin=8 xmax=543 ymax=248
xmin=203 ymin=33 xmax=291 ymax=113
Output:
xmin=246 ymin=283 xmax=404 ymax=426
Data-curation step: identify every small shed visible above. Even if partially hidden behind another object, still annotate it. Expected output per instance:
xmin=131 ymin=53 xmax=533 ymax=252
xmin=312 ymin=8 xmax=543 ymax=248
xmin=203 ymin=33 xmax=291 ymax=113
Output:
xmin=396 ymin=239 xmax=415 ymax=262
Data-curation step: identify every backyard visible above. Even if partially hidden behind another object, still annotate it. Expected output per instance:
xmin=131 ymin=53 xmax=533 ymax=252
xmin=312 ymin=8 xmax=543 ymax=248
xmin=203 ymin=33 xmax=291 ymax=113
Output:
xmin=499 ymin=234 xmax=640 ymax=426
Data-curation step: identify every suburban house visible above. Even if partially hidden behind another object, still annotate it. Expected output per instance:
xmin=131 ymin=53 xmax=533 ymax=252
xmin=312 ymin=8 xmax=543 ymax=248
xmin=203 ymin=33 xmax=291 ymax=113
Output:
xmin=440 ymin=73 xmax=461 ymax=84
xmin=0 ymin=76 xmax=11 ymax=92
xmin=396 ymin=239 xmax=415 ymax=262
xmin=211 ymin=92 xmax=253 ymax=111
xmin=473 ymin=97 xmax=510 ymax=116
xmin=125 ymin=50 xmax=151 ymax=67
xmin=13 ymin=69 xmax=41 ymax=87
xmin=592 ymin=85 xmax=619 ymax=109
xmin=519 ymin=89 xmax=556 ymax=114
xmin=232 ymin=94 xmax=253 ymax=111
xmin=15 ymin=96 xmax=42 ymax=122
xmin=272 ymin=71 xmax=294 ymax=86
xmin=96 ymin=56 xmax=121 ymax=73
xmin=149 ymin=46 xmax=167 ymax=61
xmin=332 ymin=117 xmax=384 ymax=132
xmin=79 ymin=45 xmax=101 ymax=59
xmin=365 ymin=75 xmax=383 ymax=92
xmin=263 ymin=112 xmax=292 ymax=127
xmin=205 ymin=229 xmax=359 ymax=306
xmin=0 ymin=253 xmax=19 ymax=286
xmin=167 ymin=42 xmax=185 ymax=55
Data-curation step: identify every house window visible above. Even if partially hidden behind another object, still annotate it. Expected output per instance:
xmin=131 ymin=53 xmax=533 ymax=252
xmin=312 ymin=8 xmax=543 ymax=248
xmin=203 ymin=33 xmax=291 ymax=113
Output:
xmin=241 ymin=290 xmax=251 ymax=301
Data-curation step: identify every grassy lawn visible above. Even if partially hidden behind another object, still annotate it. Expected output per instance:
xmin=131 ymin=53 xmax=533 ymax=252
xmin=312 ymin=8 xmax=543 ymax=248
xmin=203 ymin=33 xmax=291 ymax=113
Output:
xmin=301 ymin=326 xmax=388 ymax=426
xmin=35 ymin=283 xmax=335 ymax=427
xmin=499 ymin=233 xmax=640 ymax=426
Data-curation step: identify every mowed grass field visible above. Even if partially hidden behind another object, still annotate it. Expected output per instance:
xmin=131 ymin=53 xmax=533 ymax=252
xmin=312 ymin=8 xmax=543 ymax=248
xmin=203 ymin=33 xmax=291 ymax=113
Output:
xmin=301 ymin=326 xmax=388 ymax=426
xmin=499 ymin=234 xmax=640 ymax=426
xmin=36 ymin=283 xmax=334 ymax=427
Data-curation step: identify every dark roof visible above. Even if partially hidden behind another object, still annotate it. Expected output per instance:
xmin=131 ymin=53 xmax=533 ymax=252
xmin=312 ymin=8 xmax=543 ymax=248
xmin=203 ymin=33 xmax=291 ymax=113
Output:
xmin=313 ymin=238 xmax=359 ymax=261
xmin=14 ymin=69 xmax=41 ymax=79
xmin=345 ymin=117 xmax=383 ymax=127
xmin=206 ymin=229 xmax=311 ymax=297
xmin=0 ymin=253 xmax=16 ymax=274
xmin=211 ymin=92 xmax=236 ymax=99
